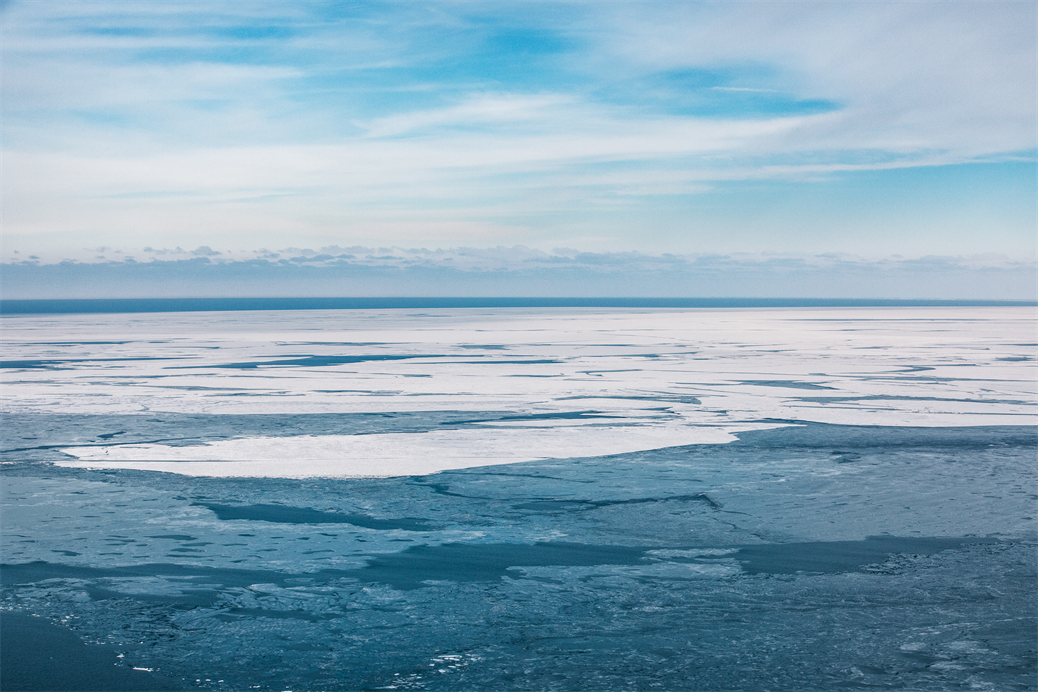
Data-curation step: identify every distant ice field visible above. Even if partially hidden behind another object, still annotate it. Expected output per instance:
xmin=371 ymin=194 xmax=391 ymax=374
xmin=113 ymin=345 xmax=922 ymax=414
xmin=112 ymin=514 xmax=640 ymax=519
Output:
xmin=2 ymin=306 xmax=1034 ymax=478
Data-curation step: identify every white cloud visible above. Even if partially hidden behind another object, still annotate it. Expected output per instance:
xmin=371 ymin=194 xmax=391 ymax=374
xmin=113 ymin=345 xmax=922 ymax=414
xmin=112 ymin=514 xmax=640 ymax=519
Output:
xmin=589 ymin=2 xmax=1035 ymax=157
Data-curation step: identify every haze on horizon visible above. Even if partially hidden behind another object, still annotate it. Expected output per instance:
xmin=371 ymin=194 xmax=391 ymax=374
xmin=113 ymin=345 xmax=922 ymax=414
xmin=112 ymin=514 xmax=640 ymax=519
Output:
xmin=2 ymin=1 xmax=1035 ymax=298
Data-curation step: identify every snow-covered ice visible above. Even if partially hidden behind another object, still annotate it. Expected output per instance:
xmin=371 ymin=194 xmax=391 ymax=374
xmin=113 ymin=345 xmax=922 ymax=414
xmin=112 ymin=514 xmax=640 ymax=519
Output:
xmin=0 ymin=306 xmax=1032 ymax=477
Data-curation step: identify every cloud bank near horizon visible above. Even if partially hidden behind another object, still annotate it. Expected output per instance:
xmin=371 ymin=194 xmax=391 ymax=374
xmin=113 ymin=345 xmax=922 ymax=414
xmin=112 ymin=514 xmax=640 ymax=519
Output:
xmin=3 ymin=247 xmax=1033 ymax=300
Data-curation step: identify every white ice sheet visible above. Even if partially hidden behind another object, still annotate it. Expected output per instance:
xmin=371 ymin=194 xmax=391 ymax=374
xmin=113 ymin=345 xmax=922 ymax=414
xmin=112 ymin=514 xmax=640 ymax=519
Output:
xmin=3 ymin=306 xmax=1033 ymax=477
xmin=58 ymin=423 xmax=756 ymax=478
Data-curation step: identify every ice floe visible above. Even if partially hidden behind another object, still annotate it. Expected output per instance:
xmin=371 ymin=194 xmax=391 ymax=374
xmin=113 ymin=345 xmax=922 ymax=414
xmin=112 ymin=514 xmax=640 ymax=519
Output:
xmin=56 ymin=423 xmax=760 ymax=477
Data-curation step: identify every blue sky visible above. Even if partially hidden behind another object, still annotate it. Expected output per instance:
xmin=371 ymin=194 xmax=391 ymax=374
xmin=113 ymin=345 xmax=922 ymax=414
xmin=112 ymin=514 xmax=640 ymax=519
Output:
xmin=2 ymin=1 xmax=1036 ymax=297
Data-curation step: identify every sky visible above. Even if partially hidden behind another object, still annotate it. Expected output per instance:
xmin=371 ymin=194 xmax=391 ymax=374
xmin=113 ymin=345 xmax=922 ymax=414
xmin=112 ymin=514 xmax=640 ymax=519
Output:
xmin=2 ymin=1 xmax=1036 ymax=298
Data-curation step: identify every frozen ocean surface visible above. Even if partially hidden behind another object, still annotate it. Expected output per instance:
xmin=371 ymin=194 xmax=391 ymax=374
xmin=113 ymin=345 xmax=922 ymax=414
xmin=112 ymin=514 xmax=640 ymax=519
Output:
xmin=1 ymin=307 xmax=1036 ymax=691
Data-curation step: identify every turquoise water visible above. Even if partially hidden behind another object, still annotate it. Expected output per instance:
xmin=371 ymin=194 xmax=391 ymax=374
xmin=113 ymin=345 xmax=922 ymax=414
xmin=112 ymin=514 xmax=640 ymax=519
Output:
xmin=2 ymin=421 xmax=1035 ymax=691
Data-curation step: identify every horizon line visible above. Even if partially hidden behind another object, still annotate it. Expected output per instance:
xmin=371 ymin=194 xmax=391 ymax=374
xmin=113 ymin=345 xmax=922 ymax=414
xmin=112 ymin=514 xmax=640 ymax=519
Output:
xmin=2 ymin=297 xmax=1035 ymax=316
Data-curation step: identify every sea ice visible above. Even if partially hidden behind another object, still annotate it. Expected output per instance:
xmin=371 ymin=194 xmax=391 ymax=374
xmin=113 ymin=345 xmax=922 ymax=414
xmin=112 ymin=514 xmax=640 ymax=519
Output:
xmin=1 ymin=305 xmax=1035 ymax=692
xmin=57 ymin=424 xmax=754 ymax=477
xmin=1 ymin=306 xmax=1030 ymax=477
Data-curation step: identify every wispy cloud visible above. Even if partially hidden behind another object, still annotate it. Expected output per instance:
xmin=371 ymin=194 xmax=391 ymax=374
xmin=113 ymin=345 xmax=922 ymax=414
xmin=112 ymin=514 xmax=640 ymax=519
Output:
xmin=358 ymin=94 xmax=576 ymax=138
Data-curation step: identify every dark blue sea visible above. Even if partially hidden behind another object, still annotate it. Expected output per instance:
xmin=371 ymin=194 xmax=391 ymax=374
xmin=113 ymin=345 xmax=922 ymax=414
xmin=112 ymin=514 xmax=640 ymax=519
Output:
xmin=2 ymin=297 xmax=1034 ymax=315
